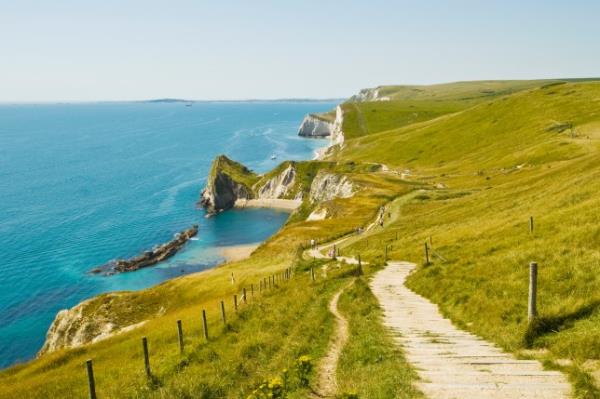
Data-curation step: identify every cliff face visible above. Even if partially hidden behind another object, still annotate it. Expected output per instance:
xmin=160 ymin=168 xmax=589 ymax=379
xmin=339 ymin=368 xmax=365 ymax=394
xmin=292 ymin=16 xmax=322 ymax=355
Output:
xmin=256 ymin=164 xmax=298 ymax=199
xmin=199 ymin=155 xmax=258 ymax=214
xmin=200 ymin=157 xmax=308 ymax=214
xmin=39 ymin=293 xmax=156 ymax=356
xmin=309 ymin=170 xmax=354 ymax=203
xmin=330 ymin=105 xmax=345 ymax=147
xmin=297 ymin=114 xmax=333 ymax=137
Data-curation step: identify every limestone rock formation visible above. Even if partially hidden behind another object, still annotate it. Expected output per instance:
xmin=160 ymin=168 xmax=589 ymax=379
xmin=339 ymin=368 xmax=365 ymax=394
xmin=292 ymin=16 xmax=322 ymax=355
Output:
xmin=91 ymin=225 xmax=198 ymax=275
xmin=298 ymin=114 xmax=334 ymax=137
xmin=330 ymin=105 xmax=345 ymax=147
xmin=349 ymin=87 xmax=391 ymax=102
xmin=256 ymin=164 xmax=297 ymax=199
xmin=199 ymin=155 xmax=258 ymax=215
xmin=39 ymin=293 xmax=155 ymax=356
xmin=309 ymin=171 xmax=354 ymax=203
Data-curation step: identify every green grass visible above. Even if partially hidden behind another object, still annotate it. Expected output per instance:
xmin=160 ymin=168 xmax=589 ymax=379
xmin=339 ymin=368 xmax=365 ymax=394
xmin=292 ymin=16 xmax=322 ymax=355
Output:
xmin=341 ymin=99 xmax=470 ymax=140
xmin=333 ymin=81 xmax=600 ymax=396
xmin=365 ymin=79 xmax=599 ymax=103
xmin=3 ymin=79 xmax=600 ymax=397
xmin=0 ymin=266 xmax=351 ymax=398
xmin=338 ymin=82 xmax=600 ymax=174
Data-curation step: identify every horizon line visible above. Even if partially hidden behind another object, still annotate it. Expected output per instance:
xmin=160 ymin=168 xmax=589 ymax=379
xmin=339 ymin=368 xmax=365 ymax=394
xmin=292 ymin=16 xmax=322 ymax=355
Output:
xmin=0 ymin=97 xmax=347 ymax=105
xmin=3 ymin=76 xmax=600 ymax=105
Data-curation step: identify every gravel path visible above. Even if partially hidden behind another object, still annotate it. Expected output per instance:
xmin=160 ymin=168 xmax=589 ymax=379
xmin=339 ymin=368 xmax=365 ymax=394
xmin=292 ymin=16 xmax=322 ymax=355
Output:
xmin=371 ymin=261 xmax=571 ymax=399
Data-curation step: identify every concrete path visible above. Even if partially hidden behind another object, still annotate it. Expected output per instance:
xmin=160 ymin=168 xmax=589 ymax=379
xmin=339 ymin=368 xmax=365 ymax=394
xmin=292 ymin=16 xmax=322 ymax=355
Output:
xmin=371 ymin=261 xmax=571 ymax=399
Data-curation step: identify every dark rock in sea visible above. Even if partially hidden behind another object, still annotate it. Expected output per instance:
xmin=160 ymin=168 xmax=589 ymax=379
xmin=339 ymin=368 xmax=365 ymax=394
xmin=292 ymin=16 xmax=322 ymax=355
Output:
xmin=91 ymin=225 xmax=198 ymax=275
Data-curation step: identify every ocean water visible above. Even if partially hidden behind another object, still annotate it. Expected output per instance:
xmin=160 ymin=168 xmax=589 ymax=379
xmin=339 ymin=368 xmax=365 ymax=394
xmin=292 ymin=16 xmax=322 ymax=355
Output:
xmin=0 ymin=101 xmax=335 ymax=368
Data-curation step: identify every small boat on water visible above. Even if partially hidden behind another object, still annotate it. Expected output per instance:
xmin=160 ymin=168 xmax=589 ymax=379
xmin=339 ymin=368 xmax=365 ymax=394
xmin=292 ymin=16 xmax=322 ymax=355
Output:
xmin=270 ymin=154 xmax=277 ymax=160
xmin=185 ymin=103 xmax=192 ymax=107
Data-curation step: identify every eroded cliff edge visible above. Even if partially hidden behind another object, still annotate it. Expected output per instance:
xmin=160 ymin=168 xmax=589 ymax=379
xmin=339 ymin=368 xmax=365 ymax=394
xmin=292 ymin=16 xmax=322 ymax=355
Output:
xmin=298 ymin=113 xmax=334 ymax=137
xmin=199 ymin=155 xmax=259 ymax=214
xmin=41 ymin=104 xmax=362 ymax=356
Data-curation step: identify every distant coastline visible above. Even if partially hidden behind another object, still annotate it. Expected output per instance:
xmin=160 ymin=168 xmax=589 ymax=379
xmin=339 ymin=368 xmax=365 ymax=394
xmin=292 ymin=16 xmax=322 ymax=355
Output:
xmin=140 ymin=98 xmax=346 ymax=104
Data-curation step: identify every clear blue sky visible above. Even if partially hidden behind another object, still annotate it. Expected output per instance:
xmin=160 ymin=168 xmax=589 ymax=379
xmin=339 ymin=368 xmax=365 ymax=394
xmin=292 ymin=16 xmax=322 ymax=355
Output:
xmin=1 ymin=0 xmax=599 ymax=102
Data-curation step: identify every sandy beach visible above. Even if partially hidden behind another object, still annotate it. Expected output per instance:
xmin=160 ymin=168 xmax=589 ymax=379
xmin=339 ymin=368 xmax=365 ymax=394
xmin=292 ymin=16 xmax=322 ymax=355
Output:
xmin=218 ymin=243 xmax=260 ymax=262
xmin=234 ymin=198 xmax=302 ymax=210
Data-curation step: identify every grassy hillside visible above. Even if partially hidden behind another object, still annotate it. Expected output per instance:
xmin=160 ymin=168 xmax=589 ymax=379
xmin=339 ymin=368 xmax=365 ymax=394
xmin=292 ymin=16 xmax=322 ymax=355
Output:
xmin=2 ymin=79 xmax=600 ymax=398
xmin=0 ymin=162 xmax=414 ymax=398
xmin=367 ymin=80 xmax=564 ymax=102
xmin=333 ymin=80 xmax=600 ymax=397
xmin=341 ymin=79 xmax=600 ymax=140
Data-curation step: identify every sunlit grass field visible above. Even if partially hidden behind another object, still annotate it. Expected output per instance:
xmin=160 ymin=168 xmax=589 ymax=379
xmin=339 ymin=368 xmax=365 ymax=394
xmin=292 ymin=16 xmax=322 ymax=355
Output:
xmin=2 ymin=79 xmax=600 ymax=398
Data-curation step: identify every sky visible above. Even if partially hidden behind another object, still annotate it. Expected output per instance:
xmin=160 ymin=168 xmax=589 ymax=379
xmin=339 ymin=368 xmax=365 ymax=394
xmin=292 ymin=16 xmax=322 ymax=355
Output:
xmin=1 ymin=0 xmax=599 ymax=102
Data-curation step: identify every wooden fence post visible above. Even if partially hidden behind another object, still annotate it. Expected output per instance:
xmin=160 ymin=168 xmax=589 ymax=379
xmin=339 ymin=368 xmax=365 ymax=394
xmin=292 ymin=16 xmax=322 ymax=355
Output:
xmin=424 ymin=242 xmax=430 ymax=265
xmin=395 ymin=231 xmax=398 ymax=241
xmin=220 ymin=300 xmax=226 ymax=325
xmin=310 ymin=267 xmax=315 ymax=281
xmin=86 ymin=359 xmax=97 ymax=399
xmin=528 ymin=262 xmax=538 ymax=322
xmin=251 ymin=283 xmax=254 ymax=298
xmin=234 ymin=295 xmax=238 ymax=312
xmin=529 ymin=216 xmax=534 ymax=234
xmin=202 ymin=309 xmax=209 ymax=341
xmin=243 ymin=288 xmax=247 ymax=304
xmin=177 ymin=320 xmax=184 ymax=354
xmin=357 ymin=254 xmax=363 ymax=276
xmin=142 ymin=337 xmax=151 ymax=377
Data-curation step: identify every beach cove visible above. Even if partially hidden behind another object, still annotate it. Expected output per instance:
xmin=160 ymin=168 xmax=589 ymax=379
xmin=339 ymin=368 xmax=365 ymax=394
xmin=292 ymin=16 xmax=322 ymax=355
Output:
xmin=0 ymin=100 xmax=336 ymax=368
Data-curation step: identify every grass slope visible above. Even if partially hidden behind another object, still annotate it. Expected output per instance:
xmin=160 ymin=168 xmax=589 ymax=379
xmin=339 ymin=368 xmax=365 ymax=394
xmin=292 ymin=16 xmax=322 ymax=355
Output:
xmin=334 ymin=81 xmax=600 ymax=397
xmin=341 ymin=79 xmax=600 ymax=141
xmin=2 ymin=79 xmax=600 ymax=398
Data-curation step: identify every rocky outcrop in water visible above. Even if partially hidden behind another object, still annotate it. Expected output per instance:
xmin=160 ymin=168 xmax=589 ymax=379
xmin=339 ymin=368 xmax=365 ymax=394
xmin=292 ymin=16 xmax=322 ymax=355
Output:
xmin=91 ymin=225 xmax=198 ymax=275
xmin=200 ymin=156 xmax=308 ymax=214
xmin=298 ymin=114 xmax=334 ymax=137
xmin=200 ymin=173 xmax=253 ymax=213
xmin=309 ymin=171 xmax=354 ymax=203
xmin=199 ymin=155 xmax=258 ymax=215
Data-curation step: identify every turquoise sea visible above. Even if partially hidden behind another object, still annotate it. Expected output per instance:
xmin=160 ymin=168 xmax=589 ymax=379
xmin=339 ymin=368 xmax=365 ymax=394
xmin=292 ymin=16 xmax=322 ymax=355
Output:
xmin=0 ymin=101 xmax=335 ymax=368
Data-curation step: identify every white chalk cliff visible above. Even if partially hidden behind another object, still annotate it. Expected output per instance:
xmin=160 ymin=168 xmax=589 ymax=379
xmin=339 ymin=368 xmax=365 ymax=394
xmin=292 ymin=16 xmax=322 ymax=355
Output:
xmin=298 ymin=114 xmax=333 ymax=137
xmin=349 ymin=87 xmax=391 ymax=102
xmin=330 ymin=105 xmax=345 ymax=147
xmin=255 ymin=164 xmax=300 ymax=200
xmin=309 ymin=171 xmax=354 ymax=203
xmin=39 ymin=293 xmax=154 ymax=356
